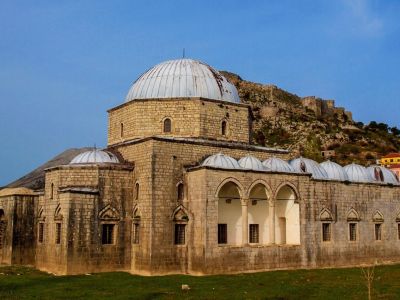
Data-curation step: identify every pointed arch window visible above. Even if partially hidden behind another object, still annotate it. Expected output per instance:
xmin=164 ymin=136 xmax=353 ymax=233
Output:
xmin=163 ymin=118 xmax=171 ymax=133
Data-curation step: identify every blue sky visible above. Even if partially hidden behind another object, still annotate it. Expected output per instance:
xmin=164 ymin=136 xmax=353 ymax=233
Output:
xmin=1 ymin=0 xmax=399 ymax=185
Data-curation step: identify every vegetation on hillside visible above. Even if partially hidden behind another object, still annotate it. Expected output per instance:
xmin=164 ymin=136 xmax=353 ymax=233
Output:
xmin=222 ymin=71 xmax=400 ymax=165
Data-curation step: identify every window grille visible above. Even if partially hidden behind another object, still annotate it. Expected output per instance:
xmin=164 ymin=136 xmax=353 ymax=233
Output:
xmin=174 ymin=224 xmax=185 ymax=245
xmin=249 ymin=224 xmax=259 ymax=243
xmin=349 ymin=223 xmax=357 ymax=241
xmin=374 ymin=223 xmax=382 ymax=241
xmin=102 ymin=224 xmax=115 ymax=244
xmin=322 ymin=223 xmax=331 ymax=242
xmin=218 ymin=224 xmax=227 ymax=244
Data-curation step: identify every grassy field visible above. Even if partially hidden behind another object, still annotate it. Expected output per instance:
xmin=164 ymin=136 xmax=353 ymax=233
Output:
xmin=1 ymin=264 xmax=400 ymax=299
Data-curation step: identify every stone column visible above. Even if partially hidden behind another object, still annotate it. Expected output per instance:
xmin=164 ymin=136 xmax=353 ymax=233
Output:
xmin=241 ymin=198 xmax=249 ymax=245
xmin=269 ymin=200 xmax=275 ymax=244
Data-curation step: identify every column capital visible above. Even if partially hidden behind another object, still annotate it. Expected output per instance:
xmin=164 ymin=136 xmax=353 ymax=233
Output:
xmin=241 ymin=198 xmax=249 ymax=206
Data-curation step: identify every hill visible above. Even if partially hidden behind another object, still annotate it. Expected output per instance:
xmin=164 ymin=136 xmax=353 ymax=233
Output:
xmin=222 ymin=71 xmax=400 ymax=165
xmin=6 ymin=147 xmax=93 ymax=190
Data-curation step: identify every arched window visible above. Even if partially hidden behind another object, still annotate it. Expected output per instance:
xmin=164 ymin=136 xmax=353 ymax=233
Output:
xmin=120 ymin=123 xmax=124 ymax=138
xmin=135 ymin=183 xmax=140 ymax=200
xmin=163 ymin=118 xmax=171 ymax=133
xmin=177 ymin=183 xmax=184 ymax=202
xmin=221 ymin=120 xmax=227 ymax=136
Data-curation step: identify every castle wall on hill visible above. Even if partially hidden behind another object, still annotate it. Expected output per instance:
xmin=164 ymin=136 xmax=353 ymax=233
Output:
xmin=301 ymin=96 xmax=353 ymax=122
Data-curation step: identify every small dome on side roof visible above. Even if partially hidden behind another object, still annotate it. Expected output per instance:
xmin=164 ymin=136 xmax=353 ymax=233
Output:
xmin=344 ymin=163 xmax=373 ymax=183
xmin=366 ymin=165 xmax=399 ymax=185
xmin=320 ymin=160 xmax=349 ymax=181
xmin=262 ymin=157 xmax=295 ymax=173
xmin=70 ymin=149 xmax=120 ymax=164
xmin=290 ymin=157 xmax=328 ymax=180
xmin=201 ymin=153 xmax=241 ymax=169
xmin=238 ymin=155 xmax=266 ymax=171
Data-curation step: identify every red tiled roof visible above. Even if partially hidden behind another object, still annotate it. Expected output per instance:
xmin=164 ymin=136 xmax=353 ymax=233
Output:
xmin=382 ymin=153 xmax=400 ymax=159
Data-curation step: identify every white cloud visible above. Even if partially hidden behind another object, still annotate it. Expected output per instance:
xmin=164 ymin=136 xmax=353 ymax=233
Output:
xmin=341 ymin=0 xmax=384 ymax=37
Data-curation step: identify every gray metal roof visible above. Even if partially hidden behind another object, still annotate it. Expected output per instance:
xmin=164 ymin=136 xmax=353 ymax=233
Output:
xmin=69 ymin=149 xmax=120 ymax=164
xmin=125 ymin=59 xmax=240 ymax=103
xmin=262 ymin=157 xmax=295 ymax=173
xmin=238 ymin=155 xmax=267 ymax=171
xmin=320 ymin=160 xmax=349 ymax=181
xmin=344 ymin=163 xmax=374 ymax=183
xmin=367 ymin=165 xmax=400 ymax=185
xmin=201 ymin=153 xmax=241 ymax=169
xmin=289 ymin=157 xmax=328 ymax=180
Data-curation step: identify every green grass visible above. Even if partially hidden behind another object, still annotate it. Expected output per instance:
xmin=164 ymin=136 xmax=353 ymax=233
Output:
xmin=1 ymin=264 xmax=400 ymax=299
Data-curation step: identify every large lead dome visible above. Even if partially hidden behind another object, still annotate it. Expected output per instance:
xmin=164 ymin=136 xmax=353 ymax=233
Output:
xmin=125 ymin=59 xmax=240 ymax=103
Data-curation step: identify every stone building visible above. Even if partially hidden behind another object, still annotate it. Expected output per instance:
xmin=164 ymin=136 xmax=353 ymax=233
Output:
xmin=1 ymin=59 xmax=400 ymax=275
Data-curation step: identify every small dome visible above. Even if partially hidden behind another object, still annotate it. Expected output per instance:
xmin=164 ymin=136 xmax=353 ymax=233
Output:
xmin=367 ymin=165 xmax=400 ymax=185
xmin=289 ymin=157 xmax=328 ymax=180
xmin=238 ymin=155 xmax=266 ymax=171
xmin=262 ymin=157 xmax=295 ymax=173
xmin=343 ymin=163 xmax=373 ymax=183
xmin=70 ymin=149 xmax=120 ymax=164
xmin=201 ymin=153 xmax=241 ymax=169
xmin=125 ymin=59 xmax=240 ymax=103
xmin=320 ymin=160 xmax=349 ymax=181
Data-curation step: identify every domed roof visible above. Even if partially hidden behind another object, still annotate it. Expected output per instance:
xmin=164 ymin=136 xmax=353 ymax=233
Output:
xmin=70 ymin=149 xmax=120 ymax=164
xmin=201 ymin=153 xmax=241 ymax=169
xmin=238 ymin=155 xmax=266 ymax=171
xmin=125 ymin=59 xmax=240 ymax=103
xmin=343 ymin=163 xmax=373 ymax=183
xmin=262 ymin=157 xmax=295 ymax=173
xmin=366 ymin=165 xmax=400 ymax=185
xmin=320 ymin=160 xmax=349 ymax=181
xmin=289 ymin=157 xmax=328 ymax=179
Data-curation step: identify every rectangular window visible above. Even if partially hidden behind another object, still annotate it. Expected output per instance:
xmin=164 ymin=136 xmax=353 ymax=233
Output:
xmin=349 ymin=223 xmax=357 ymax=241
xmin=38 ymin=223 xmax=44 ymax=243
xmin=398 ymin=223 xmax=400 ymax=240
xmin=322 ymin=223 xmax=331 ymax=242
xmin=102 ymin=224 xmax=115 ymax=245
xmin=55 ymin=223 xmax=61 ymax=244
xmin=174 ymin=224 xmax=185 ymax=245
xmin=133 ymin=223 xmax=140 ymax=244
xmin=218 ymin=224 xmax=227 ymax=244
xmin=374 ymin=223 xmax=382 ymax=241
xmin=249 ymin=224 xmax=259 ymax=243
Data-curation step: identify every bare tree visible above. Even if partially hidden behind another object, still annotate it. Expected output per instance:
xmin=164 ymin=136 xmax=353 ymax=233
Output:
xmin=361 ymin=264 xmax=376 ymax=300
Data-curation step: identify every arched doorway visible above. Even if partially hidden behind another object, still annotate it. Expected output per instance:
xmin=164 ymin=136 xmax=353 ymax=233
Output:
xmin=275 ymin=185 xmax=300 ymax=245
xmin=217 ymin=181 xmax=242 ymax=245
xmin=248 ymin=183 xmax=270 ymax=244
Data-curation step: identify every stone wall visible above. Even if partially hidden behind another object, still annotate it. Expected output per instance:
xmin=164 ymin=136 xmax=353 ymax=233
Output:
xmin=36 ymin=164 xmax=133 ymax=275
xmin=0 ymin=194 xmax=37 ymax=266
xmin=107 ymin=98 xmax=250 ymax=146
xmin=185 ymin=168 xmax=400 ymax=274
xmin=111 ymin=138 xmax=289 ymax=274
